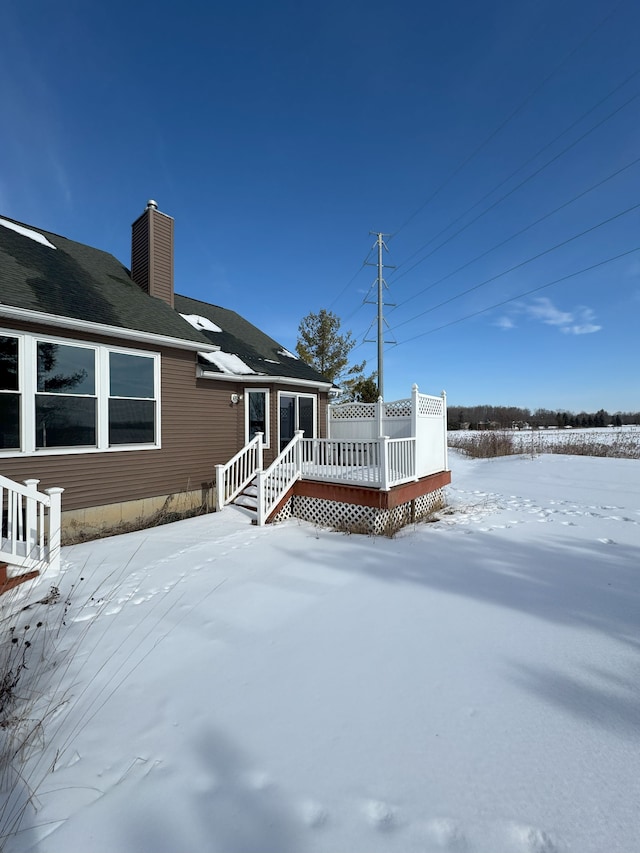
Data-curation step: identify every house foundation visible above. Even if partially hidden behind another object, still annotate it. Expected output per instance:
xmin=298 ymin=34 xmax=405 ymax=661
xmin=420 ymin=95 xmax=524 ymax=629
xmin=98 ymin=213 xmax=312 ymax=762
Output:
xmin=61 ymin=485 xmax=214 ymax=543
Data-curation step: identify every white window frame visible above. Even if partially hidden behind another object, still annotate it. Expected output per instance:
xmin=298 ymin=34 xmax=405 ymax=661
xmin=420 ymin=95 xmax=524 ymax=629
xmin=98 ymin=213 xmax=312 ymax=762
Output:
xmin=244 ymin=387 xmax=270 ymax=449
xmin=0 ymin=328 xmax=161 ymax=457
xmin=0 ymin=333 xmax=22 ymax=451
xmin=277 ymin=391 xmax=317 ymax=450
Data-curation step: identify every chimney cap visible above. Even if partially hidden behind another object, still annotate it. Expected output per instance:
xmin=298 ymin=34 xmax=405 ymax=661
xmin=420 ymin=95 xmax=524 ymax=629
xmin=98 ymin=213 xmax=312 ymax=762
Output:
xmin=146 ymin=199 xmax=158 ymax=210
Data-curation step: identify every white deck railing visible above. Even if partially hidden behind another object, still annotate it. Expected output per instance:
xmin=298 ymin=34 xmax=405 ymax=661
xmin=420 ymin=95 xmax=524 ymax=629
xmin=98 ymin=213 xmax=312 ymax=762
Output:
xmin=215 ymin=432 xmax=264 ymax=511
xmin=299 ymin=437 xmax=416 ymax=489
xmin=256 ymin=431 xmax=304 ymax=526
xmin=0 ymin=475 xmax=64 ymax=575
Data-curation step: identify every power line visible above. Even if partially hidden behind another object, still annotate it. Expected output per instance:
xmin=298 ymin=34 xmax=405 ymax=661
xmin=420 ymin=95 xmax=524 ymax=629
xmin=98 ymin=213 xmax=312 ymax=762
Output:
xmin=389 ymin=201 xmax=640 ymax=332
xmin=328 ymin=244 xmax=376 ymax=310
xmin=390 ymin=87 xmax=640 ymax=288
xmin=392 ymin=154 xmax=640 ymax=310
xmin=394 ymin=247 xmax=639 ymax=345
xmin=392 ymin=64 xmax=640 ymax=277
xmin=389 ymin=0 xmax=627 ymax=241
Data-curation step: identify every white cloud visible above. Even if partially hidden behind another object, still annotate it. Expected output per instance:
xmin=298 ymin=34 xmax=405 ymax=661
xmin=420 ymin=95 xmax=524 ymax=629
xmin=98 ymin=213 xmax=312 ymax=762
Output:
xmin=523 ymin=298 xmax=601 ymax=335
xmin=559 ymin=307 xmax=601 ymax=336
xmin=525 ymin=297 xmax=573 ymax=327
xmin=495 ymin=316 xmax=515 ymax=330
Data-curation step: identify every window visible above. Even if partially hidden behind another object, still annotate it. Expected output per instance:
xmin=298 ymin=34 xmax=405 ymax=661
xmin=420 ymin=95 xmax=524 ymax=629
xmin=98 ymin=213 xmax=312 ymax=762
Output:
xmin=278 ymin=392 xmax=316 ymax=450
xmin=0 ymin=336 xmax=20 ymax=449
xmin=0 ymin=330 xmax=160 ymax=455
xmin=109 ymin=352 xmax=156 ymax=445
xmin=36 ymin=342 xmax=96 ymax=448
xmin=245 ymin=389 xmax=269 ymax=447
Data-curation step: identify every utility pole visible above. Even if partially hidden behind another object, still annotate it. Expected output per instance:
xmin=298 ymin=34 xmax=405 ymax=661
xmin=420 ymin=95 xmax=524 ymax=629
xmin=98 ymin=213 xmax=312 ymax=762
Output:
xmin=365 ymin=232 xmax=395 ymax=400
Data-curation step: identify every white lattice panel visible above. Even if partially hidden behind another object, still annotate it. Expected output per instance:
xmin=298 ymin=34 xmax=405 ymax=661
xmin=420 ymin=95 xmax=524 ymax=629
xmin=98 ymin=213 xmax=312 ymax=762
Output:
xmin=383 ymin=399 xmax=412 ymax=418
xmin=270 ymin=497 xmax=293 ymax=523
xmin=418 ymin=395 xmax=443 ymax=416
xmin=284 ymin=488 xmax=445 ymax=536
xmin=330 ymin=402 xmax=376 ymax=420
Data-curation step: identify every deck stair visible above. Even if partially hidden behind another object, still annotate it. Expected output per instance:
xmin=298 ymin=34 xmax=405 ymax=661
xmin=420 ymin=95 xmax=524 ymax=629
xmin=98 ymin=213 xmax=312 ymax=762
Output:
xmin=233 ymin=480 xmax=259 ymax=513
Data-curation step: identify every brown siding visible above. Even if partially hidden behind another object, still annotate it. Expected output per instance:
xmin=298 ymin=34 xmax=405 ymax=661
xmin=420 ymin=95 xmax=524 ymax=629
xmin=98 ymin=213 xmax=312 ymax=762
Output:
xmin=0 ymin=321 xmax=244 ymax=512
xmin=2 ymin=318 xmax=330 ymax=513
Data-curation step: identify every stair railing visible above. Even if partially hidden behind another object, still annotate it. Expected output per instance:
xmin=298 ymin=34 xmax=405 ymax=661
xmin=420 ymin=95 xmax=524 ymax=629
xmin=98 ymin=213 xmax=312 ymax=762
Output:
xmin=256 ymin=431 xmax=304 ymax=526
xmin=215 ymin=432 xmax=264 ymax=511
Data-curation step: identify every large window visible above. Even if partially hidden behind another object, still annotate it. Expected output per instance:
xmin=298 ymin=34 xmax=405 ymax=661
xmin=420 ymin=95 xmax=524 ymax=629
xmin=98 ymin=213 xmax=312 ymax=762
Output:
xmin=245 ymin=389 xmax=269 ymax=447
xmin=0 ymin=336 xmax=20 ymax=449
xmin=0 ymin=330 xmax=160 ymax=455
xmin=36 ymin=342 xmax=96 ymax=448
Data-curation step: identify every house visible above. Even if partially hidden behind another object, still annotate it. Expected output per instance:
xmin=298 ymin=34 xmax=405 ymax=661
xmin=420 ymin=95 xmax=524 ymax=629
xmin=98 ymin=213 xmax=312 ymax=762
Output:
xmin=1 ymin=201 xmax=450 ymax=562
xmin=0 ymin=201 xmax=332 ymax=541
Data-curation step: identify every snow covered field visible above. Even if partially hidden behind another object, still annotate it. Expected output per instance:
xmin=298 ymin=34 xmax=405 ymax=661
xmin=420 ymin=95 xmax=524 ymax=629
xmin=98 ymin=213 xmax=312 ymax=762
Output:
xmin=2 ymin=450 xmax=640 ymax=853
xmin=450 ymin=426 xmax=640 ymax=457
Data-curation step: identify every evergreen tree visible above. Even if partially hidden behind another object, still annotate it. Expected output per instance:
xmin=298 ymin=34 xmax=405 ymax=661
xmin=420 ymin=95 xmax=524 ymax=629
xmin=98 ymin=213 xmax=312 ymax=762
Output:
xmin=296 ymin=309 xmax=356 ymax=383
xmin=347 ymin=373 xmax=379 ymax=403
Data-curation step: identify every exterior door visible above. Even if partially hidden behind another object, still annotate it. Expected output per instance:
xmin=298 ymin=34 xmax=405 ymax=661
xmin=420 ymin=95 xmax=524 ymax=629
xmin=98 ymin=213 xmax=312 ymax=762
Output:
xmin=279 ymin=395 xmax=296 ymax=451
xmin=278 ymin=393 xmax=316 ymax=450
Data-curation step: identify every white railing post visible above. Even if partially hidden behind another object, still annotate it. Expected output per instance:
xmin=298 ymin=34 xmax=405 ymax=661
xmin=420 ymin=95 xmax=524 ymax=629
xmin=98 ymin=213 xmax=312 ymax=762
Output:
xmin=256 ymin=470 xmax=266 ymax=526
xmin=294 ymin=429 xmax=304 ymax=475
xmin=411 ymin=383 xmax=419 ymax=439
xmin=380 ymin=436 xmax=390 ymax=490
xmin=215 ymin=464 xmax=225 ymax=511
xmin=256 ymin=432 xmax=264 ymax=470
xmin=45 ymin=487 xmax=64 ymax=574
xmin=376 ymin=396 xmax=384 ymax=438
xmin=441 ymin=389 xmax=449 ymax=471
xmin=24 ymin=478 xmax=40 ymax=559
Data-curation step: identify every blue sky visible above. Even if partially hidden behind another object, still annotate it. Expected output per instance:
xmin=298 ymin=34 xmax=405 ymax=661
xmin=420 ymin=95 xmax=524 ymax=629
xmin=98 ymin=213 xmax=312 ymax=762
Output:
xmin=2 ymin=0 xmax=638 ymax=412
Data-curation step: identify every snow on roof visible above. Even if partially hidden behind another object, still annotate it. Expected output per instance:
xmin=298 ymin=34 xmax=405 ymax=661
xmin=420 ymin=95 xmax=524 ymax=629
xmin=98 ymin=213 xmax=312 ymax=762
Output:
xmin=0 ymin=217 xmax=57 ymax=249
xmin=180 ymin=313 xmax=222 ymax=333
xmin=200 ymin=350 xmax=257 ymax=374
xmin=278 ymin=348 xmax=298 ymax=360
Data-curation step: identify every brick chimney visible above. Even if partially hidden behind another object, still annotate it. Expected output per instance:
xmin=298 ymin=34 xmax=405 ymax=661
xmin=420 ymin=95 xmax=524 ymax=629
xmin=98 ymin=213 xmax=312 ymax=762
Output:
xmin=131 ymin=200 xmax=174 ymax=307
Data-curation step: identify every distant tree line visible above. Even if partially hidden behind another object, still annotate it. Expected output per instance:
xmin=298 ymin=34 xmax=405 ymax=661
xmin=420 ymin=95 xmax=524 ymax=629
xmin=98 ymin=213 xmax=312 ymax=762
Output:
xmin=448 ymin=405 xmax=638 ymax=430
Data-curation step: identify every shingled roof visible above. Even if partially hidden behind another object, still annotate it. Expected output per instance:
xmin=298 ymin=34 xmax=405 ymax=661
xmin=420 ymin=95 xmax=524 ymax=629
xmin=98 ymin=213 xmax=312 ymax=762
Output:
xmin=174 ymin=294 xmax=331 ymax=385
xmin=0 ymin=215 xmax=210 ymax=347
xmin=0 ymin=213 xmax=331 ymax=387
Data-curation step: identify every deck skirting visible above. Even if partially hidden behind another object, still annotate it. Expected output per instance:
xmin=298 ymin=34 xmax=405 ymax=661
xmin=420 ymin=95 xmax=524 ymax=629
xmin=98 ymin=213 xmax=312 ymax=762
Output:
xmin=270 ymin=470 xmax=451 ymax=534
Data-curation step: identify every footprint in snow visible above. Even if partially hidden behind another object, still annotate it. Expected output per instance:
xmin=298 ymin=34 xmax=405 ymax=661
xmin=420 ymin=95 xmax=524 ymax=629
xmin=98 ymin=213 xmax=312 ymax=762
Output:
xmin=425 ymin=817 xmax=468 ymax=851
xmin=362 ymin=799 xmax=398 ymax=831
xmin=508 ymin=822 xmax=561 ymax=853
xmin=299 ymin=799 xmax=329 ymax=829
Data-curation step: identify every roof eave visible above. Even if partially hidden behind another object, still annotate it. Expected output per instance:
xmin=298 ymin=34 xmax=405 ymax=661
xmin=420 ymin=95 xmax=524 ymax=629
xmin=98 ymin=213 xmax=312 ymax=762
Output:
xmin=0 ymin=305 xmax=219 ymax=352
xmin=197 ymin=366 xmax=332 ymax=390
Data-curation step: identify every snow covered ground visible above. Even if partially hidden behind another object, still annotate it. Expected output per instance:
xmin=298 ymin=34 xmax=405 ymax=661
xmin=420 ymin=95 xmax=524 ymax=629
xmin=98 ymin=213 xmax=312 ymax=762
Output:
xmin=3 ymin=450 xmax=640 ymax=853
